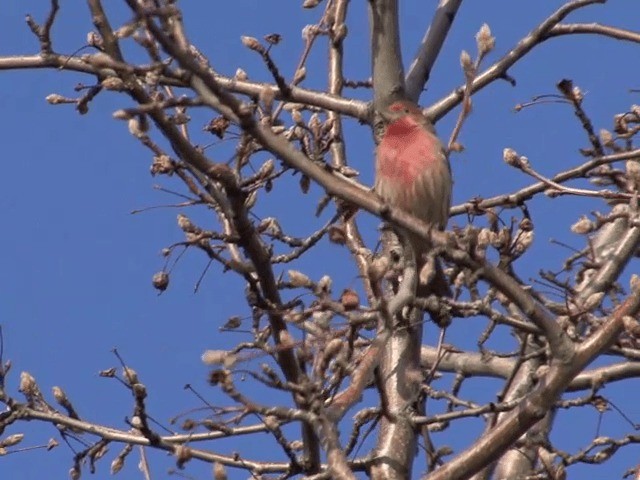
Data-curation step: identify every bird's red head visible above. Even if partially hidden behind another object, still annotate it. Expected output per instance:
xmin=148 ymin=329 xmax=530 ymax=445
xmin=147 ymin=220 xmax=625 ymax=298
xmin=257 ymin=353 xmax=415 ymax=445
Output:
xmin=382 ymin=100 xmax=425 ymax=122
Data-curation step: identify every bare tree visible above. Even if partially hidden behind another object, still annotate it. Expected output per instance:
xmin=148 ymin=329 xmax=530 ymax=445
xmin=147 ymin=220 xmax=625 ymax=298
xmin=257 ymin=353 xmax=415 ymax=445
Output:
xmin=1 ymin=1 xmax=640 ymax=479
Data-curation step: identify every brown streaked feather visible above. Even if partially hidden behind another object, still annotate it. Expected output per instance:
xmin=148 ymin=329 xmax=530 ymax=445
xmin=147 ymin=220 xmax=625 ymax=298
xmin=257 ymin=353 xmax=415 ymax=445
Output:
xmin=375 ymin=114 xmax=451 ymax=237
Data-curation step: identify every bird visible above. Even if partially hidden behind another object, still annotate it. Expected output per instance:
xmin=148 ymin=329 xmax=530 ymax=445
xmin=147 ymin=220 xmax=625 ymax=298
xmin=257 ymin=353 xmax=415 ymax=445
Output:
xmin=374 ymin=99 xmax=452 ymax=324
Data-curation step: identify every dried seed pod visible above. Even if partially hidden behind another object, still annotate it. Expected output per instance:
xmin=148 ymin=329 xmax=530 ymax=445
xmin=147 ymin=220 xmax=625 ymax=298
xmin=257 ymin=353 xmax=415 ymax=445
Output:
xmin=222 ymin=316 xmax=242 ymax=330
xmin=264 ymin=33 xmax=282 ymax=45
xmin=340 ymin=288 xmax=360 ymax=311
xmin=204 ymin=116 xmax=230 ymax=139
xmin=152 ymin=271 xmax=169 ymax=292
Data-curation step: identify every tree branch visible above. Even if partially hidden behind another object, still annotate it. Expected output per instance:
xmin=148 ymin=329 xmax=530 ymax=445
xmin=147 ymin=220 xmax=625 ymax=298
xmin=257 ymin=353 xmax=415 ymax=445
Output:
xmin=426 ymin=0 xmax=606 ymax=122
xmin=405 ymin=0 xmax=464 ymax=101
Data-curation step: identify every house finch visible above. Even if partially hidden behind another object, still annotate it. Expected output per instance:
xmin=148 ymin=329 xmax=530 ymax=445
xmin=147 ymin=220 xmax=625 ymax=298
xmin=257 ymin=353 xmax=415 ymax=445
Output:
xmin=374 ymin=100 xmax=452 ymax=320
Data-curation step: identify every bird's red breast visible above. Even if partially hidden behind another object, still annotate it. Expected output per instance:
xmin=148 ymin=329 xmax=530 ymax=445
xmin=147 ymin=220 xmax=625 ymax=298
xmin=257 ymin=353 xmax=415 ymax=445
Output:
xmin=375 ymin=114 xmax=451 ymax=232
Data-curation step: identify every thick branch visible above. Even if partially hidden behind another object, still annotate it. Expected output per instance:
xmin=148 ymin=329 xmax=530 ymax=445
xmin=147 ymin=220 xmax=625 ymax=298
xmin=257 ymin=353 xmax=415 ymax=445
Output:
xmin=426 ymin=291 xmax=640 ymax=480
xmin=369 ymin=0 xmax=406 ymax=106
xmin=405 ymin=0 xmax=464 ymax=101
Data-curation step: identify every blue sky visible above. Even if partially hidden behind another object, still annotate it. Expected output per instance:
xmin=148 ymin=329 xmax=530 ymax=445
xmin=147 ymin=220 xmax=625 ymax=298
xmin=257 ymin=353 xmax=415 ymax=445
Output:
xmin=1 ymin=1 xmax=639 ymax=478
